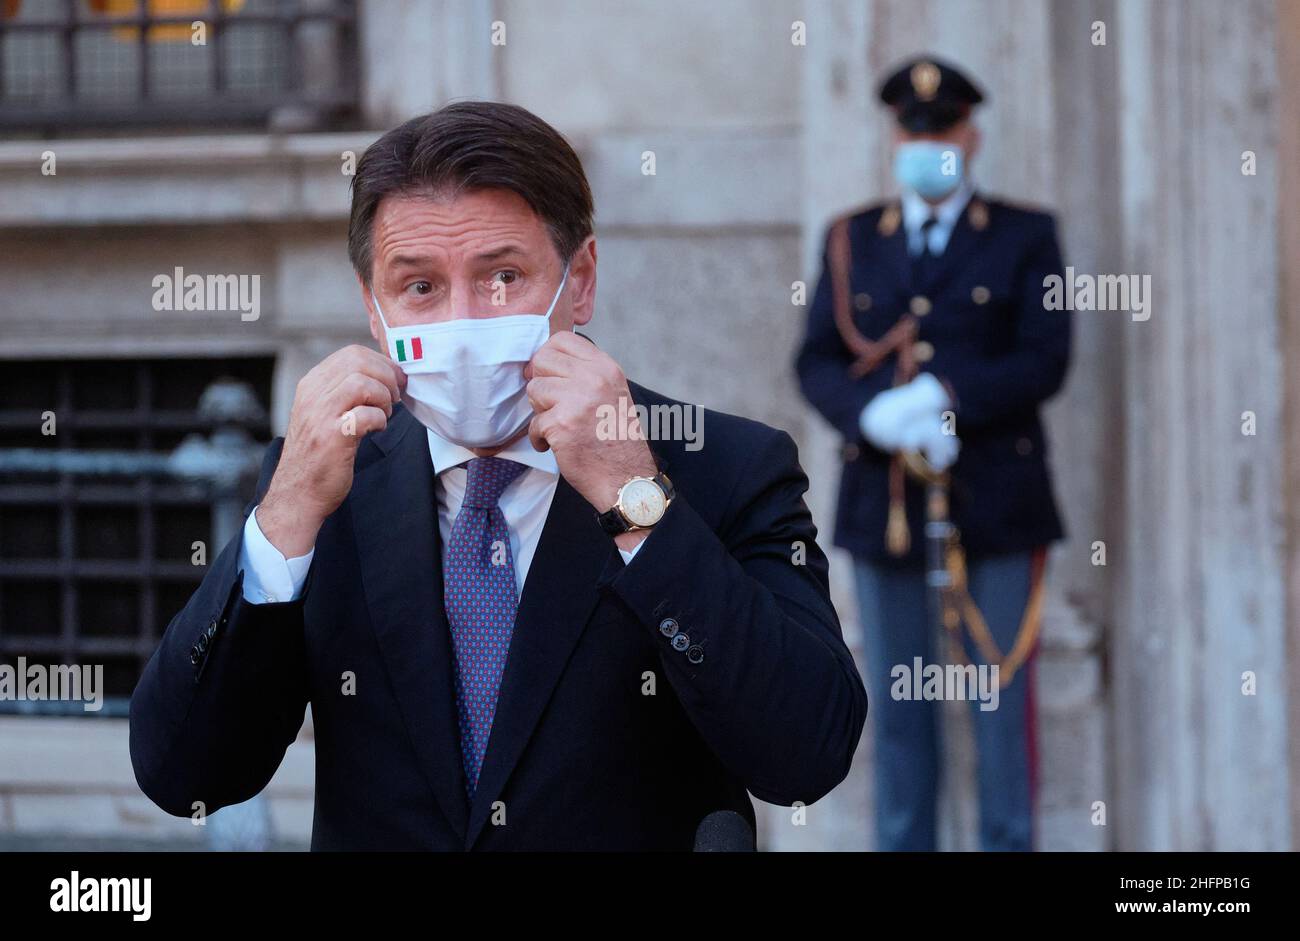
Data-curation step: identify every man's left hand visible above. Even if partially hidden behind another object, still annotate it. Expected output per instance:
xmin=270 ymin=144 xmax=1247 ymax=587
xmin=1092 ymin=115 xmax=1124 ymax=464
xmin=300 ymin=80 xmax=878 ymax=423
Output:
xmin=525 ymin=332 xmax=658 ymax=531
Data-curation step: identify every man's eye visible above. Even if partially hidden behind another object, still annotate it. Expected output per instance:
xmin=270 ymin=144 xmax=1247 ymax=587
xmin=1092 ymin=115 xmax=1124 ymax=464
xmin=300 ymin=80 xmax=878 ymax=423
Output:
xmin=491 ymin=271 xmax=518 ymax=285
xmin=407 ymin=281 xmax=432 ymax=295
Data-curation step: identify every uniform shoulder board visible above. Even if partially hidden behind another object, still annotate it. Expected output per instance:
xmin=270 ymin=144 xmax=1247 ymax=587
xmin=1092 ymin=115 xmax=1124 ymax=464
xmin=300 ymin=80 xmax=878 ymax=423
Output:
xmin=978 ymin=194 xmax=1056 ymax=222
xmin=825 ymin=201 xmax=887 ymax=242
xmin=839 ymin=201 xmax=899 ymax=233
xmin=830 ymin=201 xmax=885 ymax=225
xmin=875 ymin=202 xmax=902 ymax=236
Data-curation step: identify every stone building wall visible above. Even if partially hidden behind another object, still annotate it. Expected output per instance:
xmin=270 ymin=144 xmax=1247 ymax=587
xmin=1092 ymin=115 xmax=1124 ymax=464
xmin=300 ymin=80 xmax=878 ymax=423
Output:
xmin=0 ymin=0 xmax=1291 ymax=850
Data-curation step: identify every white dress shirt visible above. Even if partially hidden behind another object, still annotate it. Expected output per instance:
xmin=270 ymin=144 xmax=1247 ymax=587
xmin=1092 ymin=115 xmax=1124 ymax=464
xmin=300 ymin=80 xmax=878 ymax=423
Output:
xmin=238 ymin=427 xmax=644 ymax=605
xmin=901 ymin=176 xmax=974 ymax=258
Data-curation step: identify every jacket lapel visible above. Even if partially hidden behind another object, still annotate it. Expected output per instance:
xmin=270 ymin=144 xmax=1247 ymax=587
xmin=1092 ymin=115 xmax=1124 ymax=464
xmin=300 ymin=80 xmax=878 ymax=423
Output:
xmin=464 ymin=474 xmax=620 ymax=847
xmin=349 ymin=409 xmax=470 ymax=838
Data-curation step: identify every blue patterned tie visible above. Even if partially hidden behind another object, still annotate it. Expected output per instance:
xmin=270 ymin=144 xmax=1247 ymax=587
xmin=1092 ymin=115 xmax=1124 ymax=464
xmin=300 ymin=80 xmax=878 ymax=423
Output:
xmin=444 ymin=457 xmax=527 ymax=799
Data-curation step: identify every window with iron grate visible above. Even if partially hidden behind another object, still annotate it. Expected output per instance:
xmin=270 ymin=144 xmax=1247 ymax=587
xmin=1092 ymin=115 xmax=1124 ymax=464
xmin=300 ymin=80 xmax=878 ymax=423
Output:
xmin=0 ymin=356 xmax=273 ymax=712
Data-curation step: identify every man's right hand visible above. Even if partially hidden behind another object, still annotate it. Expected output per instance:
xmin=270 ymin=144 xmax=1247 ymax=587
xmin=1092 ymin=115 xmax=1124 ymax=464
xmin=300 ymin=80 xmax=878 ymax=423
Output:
xmin=257 ymin=345 xmax=406 ymax=558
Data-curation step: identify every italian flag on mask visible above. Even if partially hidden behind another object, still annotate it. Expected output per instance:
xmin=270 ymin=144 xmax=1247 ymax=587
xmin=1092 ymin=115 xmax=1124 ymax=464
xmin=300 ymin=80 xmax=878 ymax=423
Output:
xmin=394 ymin=337 xmax=424 ymax=363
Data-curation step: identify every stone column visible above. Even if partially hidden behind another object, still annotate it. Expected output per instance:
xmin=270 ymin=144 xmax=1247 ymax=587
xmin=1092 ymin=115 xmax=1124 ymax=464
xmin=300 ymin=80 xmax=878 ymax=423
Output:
xmin=1112 ymin=0 xmax=1288 ymax=850
xmin=1037 ymin=0 xmax=1120 ymax=852
xmin=785 ymin=0 xmax=876 ymax=852
xmin=1280 ymin=0 xmax=1300 ymax=854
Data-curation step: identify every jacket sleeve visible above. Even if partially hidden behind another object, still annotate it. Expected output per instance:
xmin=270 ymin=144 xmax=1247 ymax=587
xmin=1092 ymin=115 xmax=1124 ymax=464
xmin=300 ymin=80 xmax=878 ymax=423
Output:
xmin=603 ymin=427 xmax=868 ymax=806
xmin=938 ymin=213 xmax=1072 ymax=429
xmin=794 ymin=225 xmax=895 ymax=440
xmin=129 ymin=438 xmax=311 ymax=818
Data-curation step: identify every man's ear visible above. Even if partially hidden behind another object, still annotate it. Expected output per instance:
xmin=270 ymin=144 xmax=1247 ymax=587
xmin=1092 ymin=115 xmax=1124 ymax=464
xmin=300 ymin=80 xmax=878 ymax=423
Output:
xmin=569 ymin=236 xmax=598 ymax=328
xmin=359 ymin=272 xmax=384 ymax=349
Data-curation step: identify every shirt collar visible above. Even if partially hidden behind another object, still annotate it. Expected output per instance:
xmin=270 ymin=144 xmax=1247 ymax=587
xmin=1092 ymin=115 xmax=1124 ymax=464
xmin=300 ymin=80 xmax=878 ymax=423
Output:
xmin=425 ymin=426 xmax=559 ymax=477
xmin=900 ymin=176 xmax=975 ymax=236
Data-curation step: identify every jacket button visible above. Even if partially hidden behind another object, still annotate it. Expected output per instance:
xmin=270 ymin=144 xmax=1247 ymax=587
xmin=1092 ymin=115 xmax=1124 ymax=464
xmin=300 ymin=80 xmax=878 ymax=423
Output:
xmin=671 ymin=634 xmax=690 ymax=652
xmin=206 ymin=620 xmax=217 ymax=639
xmin=971 ymin=285 xmax=991 ymax=304
xmin=910 ymin=295 xmax=931 ymax=316
xmin=658 ymin=618 xmax=679 ymax=638
xmin=854 ymin=292 xmax=872 ymax=311
xmin=1017 ymin=437 xmax=1033 ymax=456
xmin=841 ymin=443 xmax=860 ymax=462
xmin=686 ymin=645 xmax=705 ymax=664
xmin=913 ymin=341 xmax=935 ymax=363
xmin=190 ymin=646 xmax=202 ymax=666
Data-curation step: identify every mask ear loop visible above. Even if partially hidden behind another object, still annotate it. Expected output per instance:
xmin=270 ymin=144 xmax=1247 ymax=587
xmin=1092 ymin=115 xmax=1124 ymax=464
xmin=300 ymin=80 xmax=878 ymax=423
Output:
xmin=370 ymin=288 xmax=392 ymax=336
xmin=545 ymin=262 xmax=572 ymax=329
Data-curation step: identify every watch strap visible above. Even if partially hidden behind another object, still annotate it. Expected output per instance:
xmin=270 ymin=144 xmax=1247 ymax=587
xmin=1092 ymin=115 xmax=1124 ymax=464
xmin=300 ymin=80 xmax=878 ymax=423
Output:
xmin=596 ymin=504 xmax=631 ymax=536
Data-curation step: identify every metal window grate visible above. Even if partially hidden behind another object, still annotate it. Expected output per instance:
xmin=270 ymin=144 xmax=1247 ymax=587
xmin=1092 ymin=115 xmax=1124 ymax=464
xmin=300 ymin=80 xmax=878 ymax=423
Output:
xmin=0 ymin=357 xmax=274 ymax=713
xmin=0 ymin=0 xmax=358 ymax=131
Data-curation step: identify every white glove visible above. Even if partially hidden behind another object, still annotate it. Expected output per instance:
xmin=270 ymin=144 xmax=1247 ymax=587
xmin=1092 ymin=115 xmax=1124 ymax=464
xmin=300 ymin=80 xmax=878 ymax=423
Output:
xmin=899 ymin=413 xmax=961 ymax=471
xmin=859 ymin=373 xmax=951 ymax=452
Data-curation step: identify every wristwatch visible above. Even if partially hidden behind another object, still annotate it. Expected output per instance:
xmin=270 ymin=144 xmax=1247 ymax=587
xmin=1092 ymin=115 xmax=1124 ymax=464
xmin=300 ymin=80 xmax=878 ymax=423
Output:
xmin=596 ymin=472 xmax=675 ymax=536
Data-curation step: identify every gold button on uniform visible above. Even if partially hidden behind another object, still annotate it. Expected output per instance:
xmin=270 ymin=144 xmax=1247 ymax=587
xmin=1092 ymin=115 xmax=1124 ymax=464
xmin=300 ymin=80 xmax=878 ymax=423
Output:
xmin=854 ymin=292 xmax=872 ymax=311
xmin=972 ymin=285 xmax=991 ymax=305
xmin=913 ymin=341 xmax=934 ymax=363
xmin=910 ymin=295 xmax=931 ymax=316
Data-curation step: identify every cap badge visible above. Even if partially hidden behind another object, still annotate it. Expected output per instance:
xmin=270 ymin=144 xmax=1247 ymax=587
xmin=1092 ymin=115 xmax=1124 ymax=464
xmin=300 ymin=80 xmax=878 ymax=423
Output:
xmin=910 ymin=61 xmax=941 ymax=101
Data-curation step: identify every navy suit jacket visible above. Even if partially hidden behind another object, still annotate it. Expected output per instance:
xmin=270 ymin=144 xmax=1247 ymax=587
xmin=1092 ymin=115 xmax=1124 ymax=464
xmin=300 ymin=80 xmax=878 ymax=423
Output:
xmin=795 ymin=195 xmax=1071 ymax=563
xmin=129 ymin=383 xmax=867 ymax=850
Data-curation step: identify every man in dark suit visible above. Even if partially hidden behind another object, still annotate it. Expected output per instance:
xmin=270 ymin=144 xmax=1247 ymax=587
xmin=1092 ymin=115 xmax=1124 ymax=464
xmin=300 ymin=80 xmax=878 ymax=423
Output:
xmin=795 ymin=57 xmax=1070 ymax=851
xmin=130 ymin=101 xmax=866 ymax=851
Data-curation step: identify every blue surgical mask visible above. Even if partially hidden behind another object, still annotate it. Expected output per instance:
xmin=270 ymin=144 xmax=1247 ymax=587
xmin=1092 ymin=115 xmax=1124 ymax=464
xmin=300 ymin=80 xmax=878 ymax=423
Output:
xmin=893 ymin=141 xmax=964 ymax=200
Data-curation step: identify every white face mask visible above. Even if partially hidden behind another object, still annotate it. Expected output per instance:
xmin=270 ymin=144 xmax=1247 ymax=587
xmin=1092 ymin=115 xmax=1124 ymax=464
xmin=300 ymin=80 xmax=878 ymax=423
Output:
xmin=371 ymin=263 xmax=570 ymax=449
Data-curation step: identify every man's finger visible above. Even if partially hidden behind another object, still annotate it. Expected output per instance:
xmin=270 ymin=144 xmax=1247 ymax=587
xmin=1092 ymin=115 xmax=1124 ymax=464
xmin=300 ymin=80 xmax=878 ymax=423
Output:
xmin=330 ymin=373 xmax=396 ymax=418
xmin=529 ymin=343 xmax=581 ymax=378
xmin=527 ymin=411 xmax=553 ymax=452
xmin=341 ymin=405 xmax=388 ymax=439
xmin=542 ymin=329 xmax=599 ymax=359
xmin=349 ymin=354 xmax=405 ymax=404
xmin=356 ymin=346 xmax=408 ymax=397
xmin=526 ymin=376 xmax=565 ymax=412
xmin=319 ymin=345 xmax=405 ymax=402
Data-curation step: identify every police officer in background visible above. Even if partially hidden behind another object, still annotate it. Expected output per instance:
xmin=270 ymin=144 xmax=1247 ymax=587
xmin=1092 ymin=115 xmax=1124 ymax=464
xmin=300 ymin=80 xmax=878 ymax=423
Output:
xmin=795 ymin=56 xmax=1071 ymax=851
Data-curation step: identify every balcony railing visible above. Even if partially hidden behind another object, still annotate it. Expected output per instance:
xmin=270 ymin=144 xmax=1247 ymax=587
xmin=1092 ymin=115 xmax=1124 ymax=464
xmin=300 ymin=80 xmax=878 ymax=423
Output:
xmin=0 ymin=0 xmax=358 ymax=132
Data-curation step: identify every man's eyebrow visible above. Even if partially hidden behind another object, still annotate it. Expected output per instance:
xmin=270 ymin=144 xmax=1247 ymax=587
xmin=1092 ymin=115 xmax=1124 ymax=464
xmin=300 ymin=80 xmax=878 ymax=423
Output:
xmin=384 ymin=245 xmax=527 ymax=269
xmin=388 ymin=253 xmax=436 ymax=270
xmin=475 ymin=244 xmax=528 ymax=262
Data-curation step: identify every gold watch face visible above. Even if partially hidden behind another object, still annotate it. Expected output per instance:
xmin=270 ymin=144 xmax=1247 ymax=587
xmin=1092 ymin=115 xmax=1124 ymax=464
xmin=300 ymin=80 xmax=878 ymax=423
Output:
xmin=619 ymin=477 xmax=667 ymax=528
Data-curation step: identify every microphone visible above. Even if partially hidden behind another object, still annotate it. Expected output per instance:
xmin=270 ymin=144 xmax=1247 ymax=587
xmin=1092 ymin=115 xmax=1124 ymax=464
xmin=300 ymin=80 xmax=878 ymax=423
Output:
xmin=693 ymin=811 xmax=755 ymax=852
